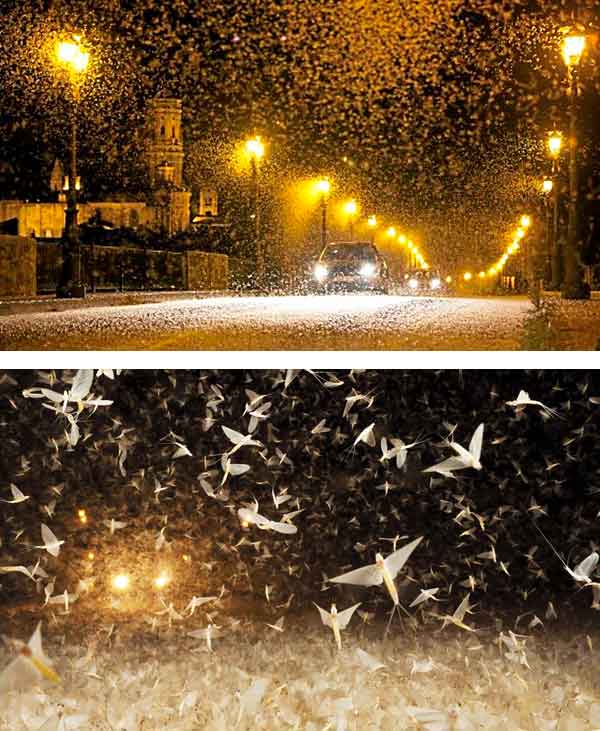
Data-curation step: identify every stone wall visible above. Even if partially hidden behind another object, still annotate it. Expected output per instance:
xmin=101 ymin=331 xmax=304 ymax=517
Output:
xmin=185 ymin=251 xmax=229 ymax=290
xmin=0 ymin=235 xmax=36 ymax=297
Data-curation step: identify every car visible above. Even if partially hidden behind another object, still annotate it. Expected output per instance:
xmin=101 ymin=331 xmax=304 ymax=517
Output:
xmin=311 ymin=241 xmax=390 ymax=293
xmin=403 ymin=269 xmax=445 ymax=294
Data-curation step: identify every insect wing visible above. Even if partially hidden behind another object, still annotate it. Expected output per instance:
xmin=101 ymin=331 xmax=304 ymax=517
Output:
xmin=384 ymin=536 xmax=423 ymax=579
xmin=41 ymin=524 xmax=61 ymax=556
xmin=574 ymin=552 xmax=599 ymax=581
xmin=313 ymin=602 xmax=333 ymax=628
xmin=468 ymin=423 xmax=484 ymax=462
xmin=329 ymin=562 xmax=382 ymax=587
xmin=70 ymin=369 xmax=94 ymax=401
xmin=336 ymin=602 xmax=361 ymax=630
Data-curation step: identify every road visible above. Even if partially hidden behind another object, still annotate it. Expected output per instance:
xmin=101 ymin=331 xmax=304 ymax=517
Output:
xmin=0 ymin=294 xmax=538 ymax=350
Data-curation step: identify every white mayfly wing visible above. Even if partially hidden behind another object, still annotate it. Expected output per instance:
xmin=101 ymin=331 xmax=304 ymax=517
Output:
xmin=329 ymin=563 xmax=383 ymax=587
xmin=384 ymin=536 xmax=423 ymax=579
xmin=70 ymin=369 xmax=94 ymax=402
xmin=468 ymin=423 xmax=484 ymax=462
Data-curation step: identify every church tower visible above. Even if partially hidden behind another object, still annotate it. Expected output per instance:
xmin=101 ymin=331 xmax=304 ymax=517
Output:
xmin=146 ymin=97 xmax=191 ymax=235
xmin=147 ymin=98 xmax=185 ymax=188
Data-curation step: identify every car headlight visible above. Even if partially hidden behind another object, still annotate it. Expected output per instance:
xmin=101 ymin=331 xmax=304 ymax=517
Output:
xmin=314 ymin=263 xmax=328 ymax=281
xmin=359 ymin=262 xmax=376 ymax=278
xmin=430 ymin=278 xmax=441 ymax=289
xmin=408 ymin=278 xmax=419 ymax=290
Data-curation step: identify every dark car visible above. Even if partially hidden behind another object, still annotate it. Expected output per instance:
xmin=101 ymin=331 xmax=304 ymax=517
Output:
xmin=312 ymin=241 xmax=389 ymax=293
xmin=402 ymin=268 xmax=445 ymax=294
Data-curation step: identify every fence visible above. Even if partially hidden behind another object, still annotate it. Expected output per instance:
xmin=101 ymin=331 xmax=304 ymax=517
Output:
xmin=37 ymin=242 xmax=228 ymax=293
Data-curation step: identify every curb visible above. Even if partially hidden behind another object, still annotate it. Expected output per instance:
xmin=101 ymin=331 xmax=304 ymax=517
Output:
xmin=0 ymin=290 xmax=236 ymax=316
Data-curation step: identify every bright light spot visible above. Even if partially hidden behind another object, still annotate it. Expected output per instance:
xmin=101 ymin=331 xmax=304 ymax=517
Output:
xmin=386 ymin=226 xmax=396 ymax=238
xmin=562 ymin=32 xmax=586 ymax=67
xmin=430 ymin=278 xmax=441 ymax=289
xmin=359 ymin=262 xmax=376 ymax=278
xmin=56 ymin=40 xmax=89 ymax=73
xmin=112 ymin=574 xmax=130 ymax=591
xmin=344 ymin=199 xmax=358 ymax=216
xmin=547 ymin=132 xmax=563 ymax=158
xmin=542 ymin=178 xmax=554 ymax=193
xmin=398 ymin=234 xmax=407 ymax=244
xmin=245 ymin=136 xmax=265 ymax=160
xmin=478 ymin=271 xmax=486 ymax=278
xmin=241 ymin=520 xmax=250 ymax=528
xmin=77 ymin=508 xmax=87 ymax=524
xmin=408 ymin=278 xmax=419 ymax=290
xmin=463 ymin=272 xmax=473 ymax=281
xmin=315 ymin=178 xmax=330 ymax=195
xmin=367 ymin=215 xmax=377 ymax=228
xmin=154 ymin=573 xmax=170 ymax=589
xmin=182 ymin=554 xmax=191 ymax=562
xmin=520 ymin=215 xmax=531 ymax=229
xmin=445 ymin=275 xmax=452 ymax=283
xmin=515 ymin=228 xmax=525 ymax=240
xmin=87 ymin=552 xmax=94 ymax=560
xmin=314 ymin=263 xmax=328 ymax=281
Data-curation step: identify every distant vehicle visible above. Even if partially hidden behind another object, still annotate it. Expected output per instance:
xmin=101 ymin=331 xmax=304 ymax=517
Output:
xmin=312 ymin=241 xmax=389 ymax=293
xmin=403 ymin=269 xmax=445 ymax=294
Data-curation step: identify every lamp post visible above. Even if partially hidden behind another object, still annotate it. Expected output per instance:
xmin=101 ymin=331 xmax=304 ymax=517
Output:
xmin=541 ymin=178 xmax=554 ymax=284
xmin=560 ymin=28 xmax=589 ymax=299
xmin=344 ymin=199 xmax=357 ymax=240
xmin=315 ymin=179 xmax=330 ymax=248
xmin=546 ymin=131 xmax=563 ymax=289
xmin=367 ymin=214 xmax=377 ymax=243
xmin=55 ymin=37 xmax=89 ymax=299
xmin=245 ymin=135 xmax=265 ymax=281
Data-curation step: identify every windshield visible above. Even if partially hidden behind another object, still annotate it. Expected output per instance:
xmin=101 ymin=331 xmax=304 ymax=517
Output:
xmin=322 ymin=244 xmax=377 ymax=261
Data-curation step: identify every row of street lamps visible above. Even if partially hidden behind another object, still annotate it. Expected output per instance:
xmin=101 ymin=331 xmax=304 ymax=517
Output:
xmin=539 ymin=27 xmax=590 ymax=299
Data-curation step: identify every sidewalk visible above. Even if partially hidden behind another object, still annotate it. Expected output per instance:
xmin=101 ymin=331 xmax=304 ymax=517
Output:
xmin=0 ymin=289 xmax=233 ymax=316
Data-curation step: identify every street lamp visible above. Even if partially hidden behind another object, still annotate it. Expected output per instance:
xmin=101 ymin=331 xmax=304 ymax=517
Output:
xmin=54 ymin=37 xmax=89 ymax=299
xmin=560 ymin=26 xmax=589 ymax=299
xmin=315 ymin=178 xmax=330 ymax=248
xmin=344 ymin=199 xmax=358 ymax=240
xmin=245 ymin=135 xmax=265 ymax=281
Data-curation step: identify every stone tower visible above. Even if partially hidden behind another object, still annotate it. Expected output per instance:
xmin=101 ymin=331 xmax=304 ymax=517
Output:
xmin=147 ymin=97 xmax=185 ymax=188
xmin=147 ymin=97 xmax=191 ymax=235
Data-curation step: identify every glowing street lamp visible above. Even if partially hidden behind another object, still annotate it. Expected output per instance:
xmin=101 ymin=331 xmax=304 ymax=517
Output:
xmin=520 ymin=215 xmax=531 ymax=229
xmin=54 ymin=36 xmax=89 ymax=299
xmin=344 ymin=199 xmax=358 ymax=240
xmin=315 ymin=178 xmax=331 ymax=248
xmin=561 ymin=30 xmax=586 ymax=68
xmin=245 ymin=135 xmax=266 ymax=279
xmin=560 ymin=26 xmax=589 ymax=299
xmin=463 ymin=271 xmax=473 ymax=282
xmin=542 ymin=178 xmax=553 ymax=194
xmin=547 ymin=131 xmax=563 ymax=159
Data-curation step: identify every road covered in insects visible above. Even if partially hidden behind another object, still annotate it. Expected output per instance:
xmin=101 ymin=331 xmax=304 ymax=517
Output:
xmin=0 ymin=294 xmax=534 ymax=350
xmin=1 ymin=607 xmax=600 ymax=731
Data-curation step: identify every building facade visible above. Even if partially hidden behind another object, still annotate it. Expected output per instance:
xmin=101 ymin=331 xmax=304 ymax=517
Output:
xmin=0 ymin=96 xmax=191 ymax=239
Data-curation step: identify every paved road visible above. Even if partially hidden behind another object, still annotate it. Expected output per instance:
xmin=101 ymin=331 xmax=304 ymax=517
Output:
xmin=0 ymin=294 xmax=536 ymax=350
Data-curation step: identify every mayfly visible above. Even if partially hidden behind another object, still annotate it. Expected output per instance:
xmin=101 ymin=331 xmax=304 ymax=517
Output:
xmin=329 ymin=536 xmax=423 ymax=635
xmin=313 ymin=602 xmax=361 ymax=650
xmin=533 ymin=522 xmax=599 ymax=586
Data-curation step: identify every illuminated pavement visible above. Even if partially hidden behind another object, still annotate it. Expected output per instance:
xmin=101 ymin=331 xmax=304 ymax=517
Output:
xmin=0 ymin=294 xmax=540 ymax=350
